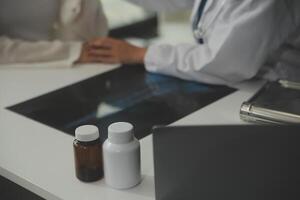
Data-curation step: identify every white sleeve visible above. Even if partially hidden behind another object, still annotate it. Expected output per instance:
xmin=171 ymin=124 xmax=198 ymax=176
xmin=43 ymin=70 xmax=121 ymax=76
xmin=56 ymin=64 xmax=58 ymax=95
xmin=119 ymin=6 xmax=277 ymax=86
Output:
xmin=145 ymin=0 xmax=300 ymax=85
xmin=125 ymin=0 xmax=195 ymax=11
xmin=0 ymin=36 xmax=82 ymax=68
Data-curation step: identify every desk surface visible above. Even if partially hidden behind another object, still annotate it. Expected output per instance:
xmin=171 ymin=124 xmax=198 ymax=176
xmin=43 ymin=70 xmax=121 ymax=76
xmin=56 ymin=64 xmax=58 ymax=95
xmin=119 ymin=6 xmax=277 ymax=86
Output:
xmin=0 ymin=64 xmax=263 ymax=200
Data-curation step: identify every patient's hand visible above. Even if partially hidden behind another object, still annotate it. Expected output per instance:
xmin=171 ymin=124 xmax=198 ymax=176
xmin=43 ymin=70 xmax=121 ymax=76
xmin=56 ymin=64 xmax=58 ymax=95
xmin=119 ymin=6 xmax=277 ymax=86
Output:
xmin=86 ymin=37 xmax=147 ymax=64
xmin=75 ymin=42 xmax=99 ymax=64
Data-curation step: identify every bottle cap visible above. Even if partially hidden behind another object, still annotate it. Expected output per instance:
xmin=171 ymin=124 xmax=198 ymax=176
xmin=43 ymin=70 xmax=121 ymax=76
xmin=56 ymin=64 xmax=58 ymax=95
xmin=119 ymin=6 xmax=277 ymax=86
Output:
xmin=75 ymin=125 xmax=100 ymax=142
xmin=108 ymin=122 xmax=134 ymax=144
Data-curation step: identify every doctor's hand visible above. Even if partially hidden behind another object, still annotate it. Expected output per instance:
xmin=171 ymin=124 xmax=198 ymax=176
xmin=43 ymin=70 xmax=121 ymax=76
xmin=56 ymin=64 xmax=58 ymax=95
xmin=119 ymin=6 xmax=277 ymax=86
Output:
xmin=87 ymin=37 xmax=147 ymax=64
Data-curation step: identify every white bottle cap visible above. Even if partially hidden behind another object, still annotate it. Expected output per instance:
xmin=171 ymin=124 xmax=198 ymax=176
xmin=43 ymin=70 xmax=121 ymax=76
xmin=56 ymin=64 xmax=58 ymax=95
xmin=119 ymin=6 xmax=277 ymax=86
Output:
xmin=75 ymin=125 xmax=100 ymax=142
xmin=108 ymin=122 xmax=134 ymax=144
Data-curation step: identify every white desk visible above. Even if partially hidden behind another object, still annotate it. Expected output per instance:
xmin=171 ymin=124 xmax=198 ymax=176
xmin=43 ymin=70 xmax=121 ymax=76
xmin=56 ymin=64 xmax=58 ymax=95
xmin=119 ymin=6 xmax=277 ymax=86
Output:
xmin=0 ymin=64 xmax=263 ymax=200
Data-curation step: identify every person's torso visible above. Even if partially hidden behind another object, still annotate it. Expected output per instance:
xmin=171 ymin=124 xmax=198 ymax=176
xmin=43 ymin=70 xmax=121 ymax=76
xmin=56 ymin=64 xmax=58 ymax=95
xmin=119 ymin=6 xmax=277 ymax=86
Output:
xmin=0 ymin=0 xmax=60 ymax=41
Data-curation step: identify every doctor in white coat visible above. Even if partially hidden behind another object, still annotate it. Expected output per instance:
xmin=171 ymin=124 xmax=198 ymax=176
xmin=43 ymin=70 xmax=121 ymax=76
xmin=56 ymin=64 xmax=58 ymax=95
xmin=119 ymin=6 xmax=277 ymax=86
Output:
xmin=88 ymin=0 xmax=300 ymax=85
xmin=0 ymin=0 xmax=108 ymax=68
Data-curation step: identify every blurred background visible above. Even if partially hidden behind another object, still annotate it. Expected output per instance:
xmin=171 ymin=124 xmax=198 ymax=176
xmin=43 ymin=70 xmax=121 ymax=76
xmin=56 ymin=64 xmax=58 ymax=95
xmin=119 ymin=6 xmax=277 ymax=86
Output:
xmin=101 ymin=0 xmax=194 ymax=45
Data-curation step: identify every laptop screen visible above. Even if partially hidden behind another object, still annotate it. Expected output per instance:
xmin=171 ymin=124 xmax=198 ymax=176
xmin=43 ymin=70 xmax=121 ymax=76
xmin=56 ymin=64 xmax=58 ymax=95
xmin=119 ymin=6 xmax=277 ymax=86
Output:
xmin=153 ymin=125 xmax=300 ymax=200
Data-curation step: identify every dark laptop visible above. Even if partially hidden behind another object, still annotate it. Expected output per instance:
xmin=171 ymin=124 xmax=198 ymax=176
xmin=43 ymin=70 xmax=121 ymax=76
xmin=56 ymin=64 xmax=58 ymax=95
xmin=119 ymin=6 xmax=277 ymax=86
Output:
xmin=153 ymin=125 xmax=300 ymax=200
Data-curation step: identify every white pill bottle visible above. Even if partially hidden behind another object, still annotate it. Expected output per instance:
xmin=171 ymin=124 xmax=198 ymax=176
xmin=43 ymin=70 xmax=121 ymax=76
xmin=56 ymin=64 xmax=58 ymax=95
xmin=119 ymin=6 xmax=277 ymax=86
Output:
xmin=103 ymin=122 xmax=141 ymax=189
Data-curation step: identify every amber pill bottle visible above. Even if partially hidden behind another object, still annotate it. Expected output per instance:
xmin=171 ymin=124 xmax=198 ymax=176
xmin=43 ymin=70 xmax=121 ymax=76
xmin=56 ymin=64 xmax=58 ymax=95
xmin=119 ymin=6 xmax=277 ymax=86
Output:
xmin=73 ymin=125 xmax=103 ymax=182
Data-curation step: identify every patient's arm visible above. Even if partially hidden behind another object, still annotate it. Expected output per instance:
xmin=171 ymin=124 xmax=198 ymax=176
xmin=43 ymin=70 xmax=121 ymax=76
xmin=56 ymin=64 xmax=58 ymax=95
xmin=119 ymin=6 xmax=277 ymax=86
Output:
xmin=0 ymin=36 xmax=83 ymax=68
xmin=0 ymin=0 xmax=108 ymax=68
xmin=0 ymin=36 xmax=113 ymax=68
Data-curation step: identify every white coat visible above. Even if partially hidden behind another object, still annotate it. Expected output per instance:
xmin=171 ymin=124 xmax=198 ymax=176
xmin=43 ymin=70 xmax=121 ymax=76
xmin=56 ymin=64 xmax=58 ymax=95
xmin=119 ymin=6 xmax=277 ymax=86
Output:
xmin=128 ymin=0 xmax=300 ymax=85
xmin=0 ymin=0 xmax=108 ymax=68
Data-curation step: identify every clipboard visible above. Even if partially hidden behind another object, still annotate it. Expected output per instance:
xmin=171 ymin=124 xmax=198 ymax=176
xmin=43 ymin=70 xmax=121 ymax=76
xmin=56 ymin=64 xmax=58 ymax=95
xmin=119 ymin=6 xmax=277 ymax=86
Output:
xmin=240 ymin=80 xmax=300 ymax=124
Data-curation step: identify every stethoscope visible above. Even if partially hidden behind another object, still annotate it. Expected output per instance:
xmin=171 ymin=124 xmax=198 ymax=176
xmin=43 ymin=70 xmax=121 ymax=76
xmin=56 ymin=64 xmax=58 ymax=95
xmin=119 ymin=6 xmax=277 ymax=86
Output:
xmin=193 ymin=0 xmax=226 ymax=44
xmin=192 ymin=0 xmax=208 ymax=44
